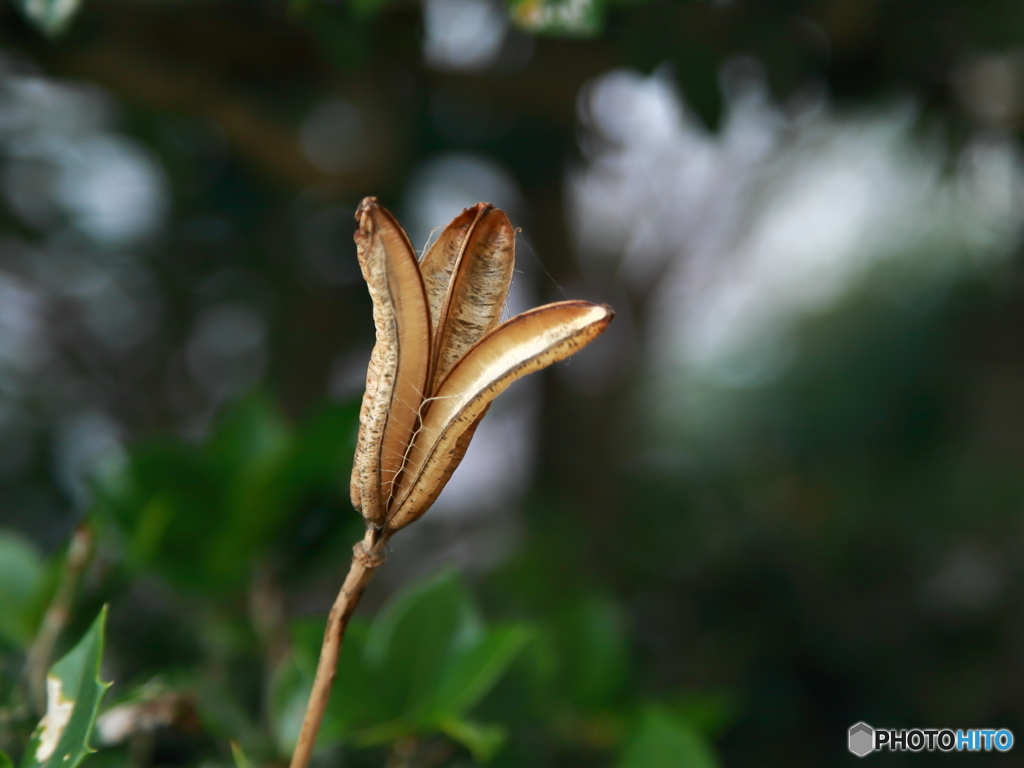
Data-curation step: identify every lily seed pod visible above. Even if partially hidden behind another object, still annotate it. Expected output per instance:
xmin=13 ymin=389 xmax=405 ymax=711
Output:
xmin=350 ymin=196 xmax=613 ymax=533
xmin=288 ymin=198 xmax=614 ymax=768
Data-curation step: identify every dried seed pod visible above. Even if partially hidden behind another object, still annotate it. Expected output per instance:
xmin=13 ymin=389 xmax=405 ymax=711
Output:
xmin=351 ymin=198 xmax=430 ymax=523
xmin=350 ymin=197 xmax=613 ymax=532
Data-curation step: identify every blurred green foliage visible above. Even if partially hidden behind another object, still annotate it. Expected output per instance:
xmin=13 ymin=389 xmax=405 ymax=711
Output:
xmin=0 ymin=534 xmax=46 ymax=650
xmin=94 ymin=396 xmax=360 ymax=594
xmin=0 ymin=396 xmax=722 ymax=767
xmin=617 ymin=707 xmax=716 ymax=768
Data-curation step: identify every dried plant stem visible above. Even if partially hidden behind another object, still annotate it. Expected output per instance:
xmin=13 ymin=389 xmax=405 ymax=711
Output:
xmin=25 ymin=522 xmax=94 ymax=713
xmin=288 ymin=526 xmax=389 ymax=768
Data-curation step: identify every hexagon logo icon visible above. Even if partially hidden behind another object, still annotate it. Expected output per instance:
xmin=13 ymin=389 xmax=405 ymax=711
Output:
xmin=849 ymin=722 xmax=875 ymax=757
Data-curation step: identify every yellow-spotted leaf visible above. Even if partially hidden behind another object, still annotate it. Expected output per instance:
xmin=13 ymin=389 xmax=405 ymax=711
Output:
xmin=23 ymin=607 xmax=111 ymax=768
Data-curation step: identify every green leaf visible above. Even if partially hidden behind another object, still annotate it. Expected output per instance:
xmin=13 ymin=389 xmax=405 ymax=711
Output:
xmin=14 ymin=0 xmax=85 ymax=36
xmin=432 ymin=624 xmax=531 ymax=716
xmin=436 ymin=718 xmax=505 ymax=762
xmin=1 ymin=751 xmax=14 ymax=768
xmin=201 ymin=396 xmax=293 ymax=584
xmin=364 ymin=569 xmax=482 ymax=721
xmin=616 ymin=707 xmax=718 ymax=768
xmin=557 ymin=595 xmax=629 ymax=711
xmin=671 ymin=691 xmax=738 ymax=738
xmin=0 ymin=531 xmax=45 ymax=649
xmin=205 ymin=395 xmax=291 ymax=474
xmin=230 ymin=741 xmax=252 ymax=768
xmin=23 ymin=607 xmax=112 ymax=768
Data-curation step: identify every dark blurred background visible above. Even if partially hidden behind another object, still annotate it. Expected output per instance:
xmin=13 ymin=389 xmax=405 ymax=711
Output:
xmin=2 ymin=0 xmax=1024 ymax=766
